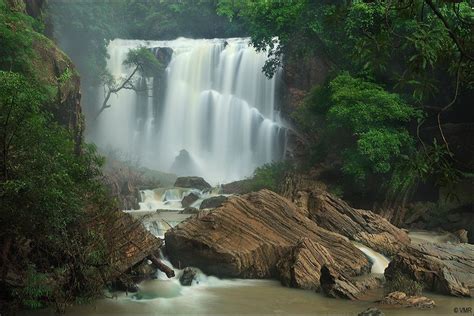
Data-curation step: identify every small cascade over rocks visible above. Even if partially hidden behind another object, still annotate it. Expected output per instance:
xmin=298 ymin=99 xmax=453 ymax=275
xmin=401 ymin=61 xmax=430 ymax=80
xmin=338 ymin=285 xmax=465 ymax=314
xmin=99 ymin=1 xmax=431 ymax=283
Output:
xmin=353 ymin=242 xmax=390 ymax=274
xmin=93 ymin=38 xmax=287 ymax=184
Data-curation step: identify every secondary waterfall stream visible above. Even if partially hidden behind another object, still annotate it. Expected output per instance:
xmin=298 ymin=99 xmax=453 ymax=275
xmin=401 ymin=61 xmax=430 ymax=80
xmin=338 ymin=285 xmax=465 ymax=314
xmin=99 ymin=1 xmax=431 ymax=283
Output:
xmin=92 ymin=38 xmax=286 ymax=184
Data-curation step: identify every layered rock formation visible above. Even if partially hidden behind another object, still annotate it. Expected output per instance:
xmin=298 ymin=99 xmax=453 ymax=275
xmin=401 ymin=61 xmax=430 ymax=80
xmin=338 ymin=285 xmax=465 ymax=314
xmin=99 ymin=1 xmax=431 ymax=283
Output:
xmin=282 ymin=175 xmax=410 ymax=256
xmin=306 ymin=190 xmax=410 ymax=256
xmin=165 ymin=189 xmax=370 ymax=282
xmin=385 ymin=242 xmax=474 ymax=297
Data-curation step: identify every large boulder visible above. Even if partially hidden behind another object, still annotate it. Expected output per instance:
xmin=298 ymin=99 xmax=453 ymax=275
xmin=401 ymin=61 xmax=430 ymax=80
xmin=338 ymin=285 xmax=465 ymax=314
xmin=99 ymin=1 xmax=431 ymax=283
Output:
xmin=165 ymin=190 xmax=369 ymax=283
xmin=305 ymin=190 xmax=410 ymax=256
xmin=199 ymin=195 xmax=227 ymax=209
xmin=182 ymin=192 xmax=199 ymax=208
xmin=174 ymin=176 xmax=211 ymax=191
xmin=385 ymin=242 xmax=474 ymax=297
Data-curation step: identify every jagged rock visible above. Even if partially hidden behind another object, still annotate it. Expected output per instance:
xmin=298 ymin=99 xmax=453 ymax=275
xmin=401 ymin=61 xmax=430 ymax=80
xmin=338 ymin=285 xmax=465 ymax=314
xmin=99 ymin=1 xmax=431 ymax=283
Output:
xmin=305 ymin=189 xmax=410 ymax=256
xmin=182 ymin=192 xmax=199 ymax=208
xmin=165 ymin=190 xmax=369 ymax=282
xmin=381 ymin=291 xmax=435 ymax=308
xmin=277 ymin=238 xmax=335 ymax=290
xmin=179 ymin=207 xmax=200 ymax=214
xmin=199 ymin=195 xmax=227 ymax=209
xmin=179 ymin=267 xmax=198 ymax=286
xmin=174 ymin=176 xmax=211 ymax=191
xmin=358 ymin=307 xmax=385 ymax=316
xmin=385 ymin=243 xmax=474 ymax=297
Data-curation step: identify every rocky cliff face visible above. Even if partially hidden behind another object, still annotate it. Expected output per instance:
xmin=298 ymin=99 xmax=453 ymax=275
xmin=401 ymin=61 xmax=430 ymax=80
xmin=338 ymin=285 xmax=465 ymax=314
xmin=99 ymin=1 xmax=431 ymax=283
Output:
xmin=9 ymin=0 xmax=83 ymax=150
xmin=281 ymin=54 xmax=331 ymax=114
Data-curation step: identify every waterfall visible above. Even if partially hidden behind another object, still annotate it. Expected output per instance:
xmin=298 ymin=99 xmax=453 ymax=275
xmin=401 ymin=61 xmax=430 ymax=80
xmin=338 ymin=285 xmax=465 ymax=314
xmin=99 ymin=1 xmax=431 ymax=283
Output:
xmin=92 ymin=38 xmax=286 ymax=184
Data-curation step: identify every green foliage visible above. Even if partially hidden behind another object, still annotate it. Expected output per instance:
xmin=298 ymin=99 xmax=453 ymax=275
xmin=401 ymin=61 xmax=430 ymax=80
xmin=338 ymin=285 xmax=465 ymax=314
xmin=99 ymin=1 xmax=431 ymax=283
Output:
xmin=124 ymin=46 xmax=164 ymax=77
xmin=46 ymin=0 xmax=116 ymax=85
xmin=296 ymin=73 xmax=419 ymax=184
xmin=388 ymin=139 xmax=462 ymax=201
xmin=0 ymin=70 xmax=117 ymax=309
xmin=0 ymin=0 xmax=36 ymax=73
xmin=12 ymin=266 xmax=53 ymax=309
xmin=385 ymin=272 xmax=423 ymax=296
xmin=246 ymin=161 xmax=293 ymax=193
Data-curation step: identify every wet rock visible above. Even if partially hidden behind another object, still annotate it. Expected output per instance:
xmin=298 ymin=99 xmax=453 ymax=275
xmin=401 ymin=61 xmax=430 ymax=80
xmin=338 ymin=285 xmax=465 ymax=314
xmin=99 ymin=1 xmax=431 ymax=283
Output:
xmin=174 ymin=176 xmax=211 ymax=191
xmin=179 ymin=207 xmax=200 ymax=215
xmin=153 ymin=47 xmax=173 ymax=67
xmin=182 ymin=192 xmax=199 ymax=208
xmin=179 ymin=267 xmax=198 ymax=286
xmin=319 ymin=265 xmax=383 ymax=300
xmin=454 ymin=229 xmax=468 ymax=243
xmin=385 ymin=242 xmax=474 ymax=297
xmin=165 ymin=190 xmax=369 ymax=282
xmin=130 ymin=260 xmax=157 ymax=280
xmin=199 ymin=195 xmax=227 ymax=209
xmin=381 ymin=291 xmax=435 ymax=308
xmin=110 ymin=279 xmax=139 ymax=293
xmin=305 ymin=189 xmax=410 ymax=256
xmin=358 ymin=307 xmax=385 ymax=316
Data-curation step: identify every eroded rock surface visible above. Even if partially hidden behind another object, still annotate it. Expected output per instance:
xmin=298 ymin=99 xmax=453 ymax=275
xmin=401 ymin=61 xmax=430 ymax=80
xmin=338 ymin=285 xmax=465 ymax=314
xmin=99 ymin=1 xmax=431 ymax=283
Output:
xmin=385 ymin=242 xmax=474 ymax=297
xmin=306 ymin=190 xmax=410 ymax=256
xmin=165 ymin=189 xmax=369 ymax=281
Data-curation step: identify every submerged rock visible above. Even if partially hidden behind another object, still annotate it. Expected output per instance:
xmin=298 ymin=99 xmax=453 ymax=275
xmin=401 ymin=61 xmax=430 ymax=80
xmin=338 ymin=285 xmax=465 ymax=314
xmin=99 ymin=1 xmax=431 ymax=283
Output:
xmin=174 ymin=176 xmax=211 ymax=191
xmin=182 ymin=192 xmax=199 ymax=208
xmin=385 ymin=242 xmax=474 ymax=297
xmin=199 ymin=195 xmax=227 ymax=209
xmin=165 ymin=190 xmax=369 ymax=284
xmin=179 ymin=267 xmax=199 ymax=286
xmin=358 ymin=307 xmax=385 ymax=316
xmin=381 ymin=291 xmax=435 ymax=309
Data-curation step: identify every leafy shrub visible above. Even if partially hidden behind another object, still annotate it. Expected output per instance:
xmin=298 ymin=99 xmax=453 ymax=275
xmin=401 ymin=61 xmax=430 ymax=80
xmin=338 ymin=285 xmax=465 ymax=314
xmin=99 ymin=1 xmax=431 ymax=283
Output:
xmin=246 ymin=161 xmax=293 ymax=193
xmin=385 ymin=272 xmax=423 ymax=296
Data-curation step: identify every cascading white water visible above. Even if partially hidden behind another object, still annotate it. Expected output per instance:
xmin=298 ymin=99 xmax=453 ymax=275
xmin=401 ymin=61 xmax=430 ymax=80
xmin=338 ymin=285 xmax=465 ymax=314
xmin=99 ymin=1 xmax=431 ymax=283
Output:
xmin=92 ymin=38 xmax=286 ymax=184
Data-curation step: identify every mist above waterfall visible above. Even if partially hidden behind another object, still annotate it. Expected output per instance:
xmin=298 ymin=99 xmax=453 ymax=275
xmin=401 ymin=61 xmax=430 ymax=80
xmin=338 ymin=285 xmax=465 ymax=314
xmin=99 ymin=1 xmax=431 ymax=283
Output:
xmin=91 ymin=38 xmax=286 ymax=184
